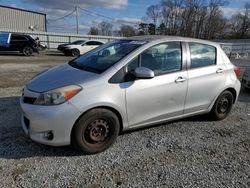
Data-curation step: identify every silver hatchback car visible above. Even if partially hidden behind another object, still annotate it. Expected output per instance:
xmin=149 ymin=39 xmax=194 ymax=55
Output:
xmin=20 ymin=36 xmax=241 ymax=154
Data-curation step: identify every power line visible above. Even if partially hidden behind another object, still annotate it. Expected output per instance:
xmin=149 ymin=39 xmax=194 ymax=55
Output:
xmin=46 ymin=6 xmax=140 ymax=33
xmin=78 ymin=6 xmax=113 ymax=20
xmin=47 ymin=9 xmax=76 ymax=22
xmin=46 ymin=6 xmax=139 ymax=25
xmin=77 ymin=6 xmax=139 ymax=25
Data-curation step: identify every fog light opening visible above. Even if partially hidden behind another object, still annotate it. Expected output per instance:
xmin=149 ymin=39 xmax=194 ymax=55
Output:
xmin=43 ymin=131 xmax=54 ymax=140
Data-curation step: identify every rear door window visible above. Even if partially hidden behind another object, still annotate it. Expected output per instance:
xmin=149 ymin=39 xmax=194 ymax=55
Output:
xmin=11 ymin=35 xmax=27 ymax=41
xmin=189 ymin=43 xmax=216 ymax=69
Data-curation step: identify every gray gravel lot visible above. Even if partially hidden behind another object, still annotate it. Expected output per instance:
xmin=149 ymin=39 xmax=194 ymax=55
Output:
xmin=0 ymin=52 xmax=249 ymax=187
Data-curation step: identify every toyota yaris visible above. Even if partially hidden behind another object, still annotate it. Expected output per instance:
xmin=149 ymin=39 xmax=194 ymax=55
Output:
xmin=20 ymin=36 xmax=241 ymax=154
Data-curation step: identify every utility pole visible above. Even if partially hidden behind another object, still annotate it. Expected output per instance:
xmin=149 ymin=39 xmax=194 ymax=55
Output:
xmin=75 ymin=6 xmax=79 ymax=34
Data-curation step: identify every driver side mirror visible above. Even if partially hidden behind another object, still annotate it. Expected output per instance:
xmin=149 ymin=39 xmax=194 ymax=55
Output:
xmin=133 ymin=67 xmax=154 ymax=79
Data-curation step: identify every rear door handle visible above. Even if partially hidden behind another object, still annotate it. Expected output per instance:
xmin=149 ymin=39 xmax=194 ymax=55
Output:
xmin=175 ymin=77 xmax=186 ymax=83
xmin=216 ymin=68 xmax=224 ymax=73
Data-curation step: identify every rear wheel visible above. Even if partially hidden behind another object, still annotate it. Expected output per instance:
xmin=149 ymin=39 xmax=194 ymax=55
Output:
xmin=71 ymin=49 xmax=80 ymax=57
xmin=22 ymin=46 xmax=33 ymax=56
xmin=72 ymin=109 xmax=120 ymax=154
xmin=210 ymin=90 xmax=234 ymax=120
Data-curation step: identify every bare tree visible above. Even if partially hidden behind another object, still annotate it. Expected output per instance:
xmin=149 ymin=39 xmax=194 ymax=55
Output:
xmin=157 ymin=23 xmax=167 ymax=35
xmin=203 ymin=0 xmax=226 ymax=39
xmin=142 ymin=0 xmax=246 ymax=39
xmin=88 ymin=27 xmax=99 ymax=35
xmin=113 ymin=30 xmax=122 ymax=37
xmin=231 ymin=3 xmax=250 ymax=38
xmin=120 ymin=25 xmax=136 ymax=37
xmin=98 ymin=21 xmax=113 ymax=36
xmin=161 ymin=0 xmax=184 ymax=35
xmin=181 ymin=0 xmax=205 ymax=37
xmin=146 ymin=5 xmax=161 ymax=34
xmin=138 ymin=23 xmax=149 ymax=35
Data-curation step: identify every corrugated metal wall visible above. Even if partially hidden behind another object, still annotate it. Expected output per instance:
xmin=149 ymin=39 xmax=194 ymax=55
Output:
xmin=0 ymin=6 xmax=46 ymax=32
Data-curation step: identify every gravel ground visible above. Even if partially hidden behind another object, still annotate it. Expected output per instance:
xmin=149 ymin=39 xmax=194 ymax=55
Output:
xmin=0 ymin=52 xmax=249 ymax=187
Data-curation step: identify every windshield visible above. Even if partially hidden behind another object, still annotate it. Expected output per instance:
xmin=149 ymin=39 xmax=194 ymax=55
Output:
xmin=69 ymin=40 xmax=147 ymax=74
xmin=71 ymin=40 xmax=85 ymax=45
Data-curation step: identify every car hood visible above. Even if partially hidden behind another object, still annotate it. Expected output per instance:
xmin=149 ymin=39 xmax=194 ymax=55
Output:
xmin=58 ymin=43 xmax=71 ymax=47
xmin=27 ymin=63 xmax=98 ymax=93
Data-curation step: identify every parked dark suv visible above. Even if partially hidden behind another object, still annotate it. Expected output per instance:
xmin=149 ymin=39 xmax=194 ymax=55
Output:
xmin=0 ymin=33 xmax=39 ymax=56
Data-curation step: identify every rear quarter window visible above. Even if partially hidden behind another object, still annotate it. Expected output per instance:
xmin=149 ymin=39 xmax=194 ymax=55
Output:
xmin=189 ymin=43 xmax=216 ymax=69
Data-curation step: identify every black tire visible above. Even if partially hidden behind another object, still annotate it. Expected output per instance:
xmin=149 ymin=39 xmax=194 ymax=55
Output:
xmin=22 ymin=46 xmax=33 ymax=56
xmin=71 ymin=49 xmax=80 ymax=57
xmin=72 ymin=109 xmax=120 ymax=154
xmin=210 ymin=90 xmax=234 ymax=120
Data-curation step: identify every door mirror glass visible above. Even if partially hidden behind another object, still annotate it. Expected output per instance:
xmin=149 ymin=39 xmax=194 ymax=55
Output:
xmin=133 ymin=67 xmax=154 ymax=79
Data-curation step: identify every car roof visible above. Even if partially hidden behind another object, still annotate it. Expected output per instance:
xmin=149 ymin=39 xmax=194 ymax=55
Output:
xmin=124 ymin=35 xmax=220 ymax=48
xmin=11 ymin=33 xmax=27 ymax=36
xmin=86 ymin=40 xmax=104 ymax=43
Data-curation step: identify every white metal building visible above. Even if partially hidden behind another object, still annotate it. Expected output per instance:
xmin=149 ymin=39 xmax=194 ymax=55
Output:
xmin=0 ymin=5 xmax=46 ymax=32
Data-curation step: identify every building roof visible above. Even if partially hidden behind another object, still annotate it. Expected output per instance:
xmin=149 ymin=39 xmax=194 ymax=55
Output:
xmin=0 ymin=5 xmax=46 ymax=16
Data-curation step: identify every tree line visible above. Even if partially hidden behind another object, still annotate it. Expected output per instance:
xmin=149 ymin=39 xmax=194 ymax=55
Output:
xmin=88 ymin=0 xmax=250 ymax=39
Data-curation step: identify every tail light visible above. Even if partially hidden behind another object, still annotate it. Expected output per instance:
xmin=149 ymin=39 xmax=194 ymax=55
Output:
xmin=234 ymin=67 xmax=240 ymax=76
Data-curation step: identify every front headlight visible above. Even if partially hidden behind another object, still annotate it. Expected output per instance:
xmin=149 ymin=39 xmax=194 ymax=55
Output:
xmin=34 ymin=85 xmax=82 ymax=105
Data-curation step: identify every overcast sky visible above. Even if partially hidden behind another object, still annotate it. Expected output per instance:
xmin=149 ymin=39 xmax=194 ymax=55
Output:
xmin=0 ymin=0 xmax=248 ymax=34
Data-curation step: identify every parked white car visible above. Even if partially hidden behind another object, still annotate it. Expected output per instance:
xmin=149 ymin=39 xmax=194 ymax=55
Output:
xmin=62 ymin=40 xmax=104 ymax=56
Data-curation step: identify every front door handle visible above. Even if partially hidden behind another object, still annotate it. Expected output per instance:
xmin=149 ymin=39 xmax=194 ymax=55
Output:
xmin=216 ymin=68 xmax=224 ymax=73
xmin=175 ymin=77 xmax=186 ymax=83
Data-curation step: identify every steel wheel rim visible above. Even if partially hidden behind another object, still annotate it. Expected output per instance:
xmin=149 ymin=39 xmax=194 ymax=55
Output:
xmin=84 ymin=119 xmax=110 ymax=144
xmin=217 ymin=96 xmax=230 ymax=114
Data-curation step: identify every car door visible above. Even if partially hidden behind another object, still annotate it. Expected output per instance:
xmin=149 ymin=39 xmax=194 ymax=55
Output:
xmin=10 ymin=35 xmax=29 ymax=51
xmin=122 ymin=42 xmax=188 ymax=127
xmin=184 ymin=42 xmax=227 ymax=114
xmin=80 ymin=41 xmax=97 ymax=54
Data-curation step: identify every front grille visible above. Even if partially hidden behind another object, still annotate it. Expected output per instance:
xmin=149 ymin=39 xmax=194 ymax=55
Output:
xmin=23 ymin=97 xmax=37 ymax=104
xmin=23 ymin=116 xmax=30 ymax=130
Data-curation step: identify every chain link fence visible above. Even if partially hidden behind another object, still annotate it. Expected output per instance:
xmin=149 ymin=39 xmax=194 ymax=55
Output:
xmin=1 ymin=29 xmax=250 ymax=59
xmin=0 ymin=29 xmax=122 ymax=49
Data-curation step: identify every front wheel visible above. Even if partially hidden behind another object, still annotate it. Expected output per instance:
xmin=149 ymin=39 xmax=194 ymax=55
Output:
xmin=71 ymin=49 xmax=80 ymax=57
xmin=22 ymin=46 xmax=33 ymax=56
xmin=72 ymin=109 xmax=120 ymax=154
xmin=210 ymin=90 xmax=234 ymax=120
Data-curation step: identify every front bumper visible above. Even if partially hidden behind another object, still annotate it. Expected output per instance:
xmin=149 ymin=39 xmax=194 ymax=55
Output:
xmin=20 ymin=98 xmax=81 ymax=146
xmin=62 ymin=48 xmax=72 ymax=54
xmin=57 ymin=46 xmax=67 ymax=52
